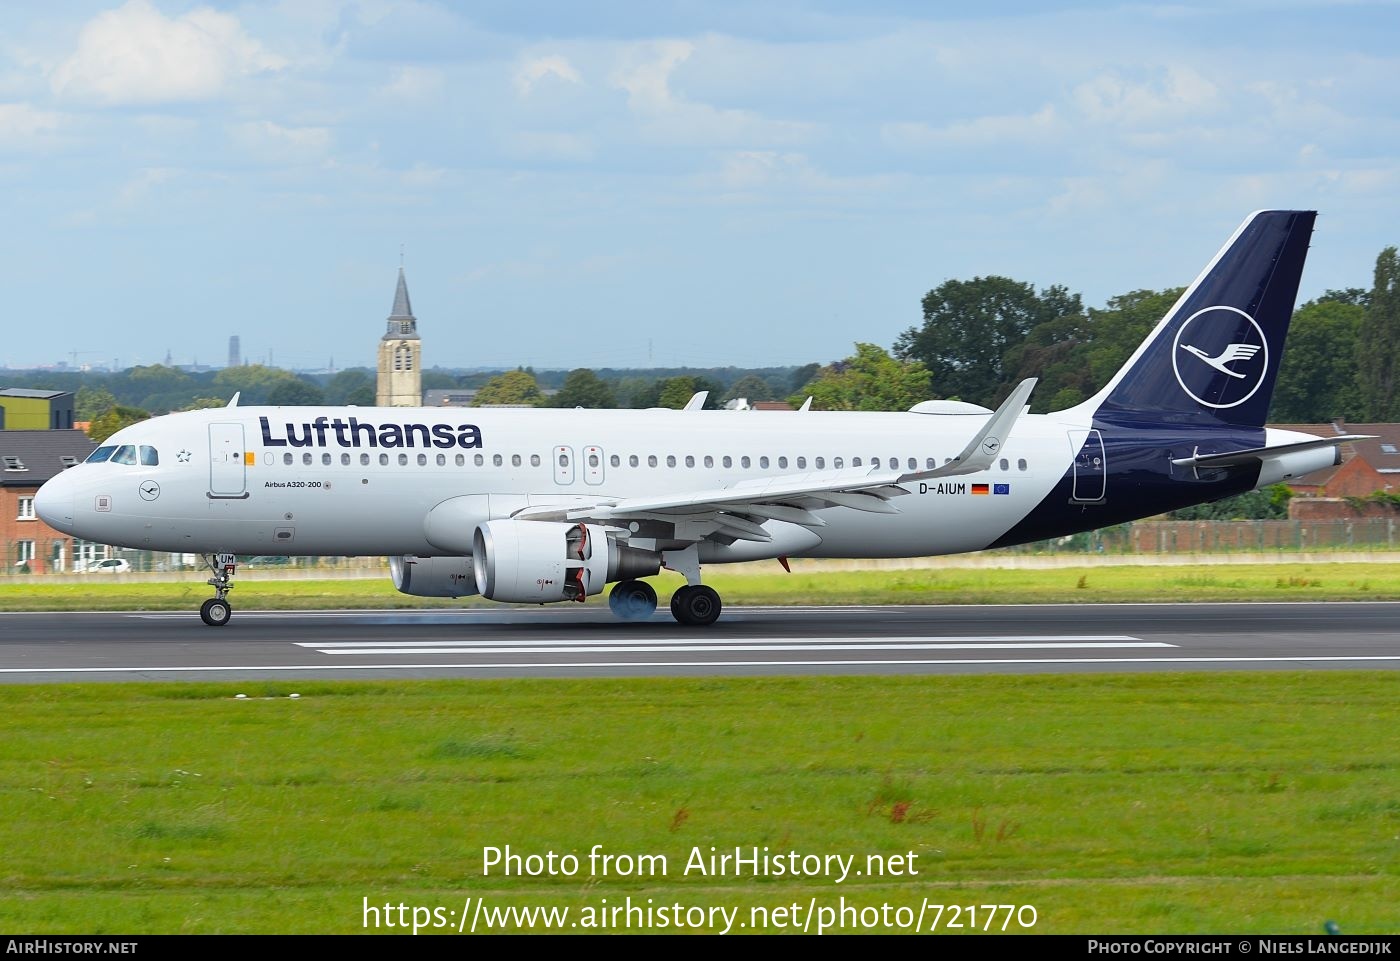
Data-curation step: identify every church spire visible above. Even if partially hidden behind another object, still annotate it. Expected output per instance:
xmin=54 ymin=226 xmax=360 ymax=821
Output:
xmin=384 ymin=267 xmax=418 ymax=340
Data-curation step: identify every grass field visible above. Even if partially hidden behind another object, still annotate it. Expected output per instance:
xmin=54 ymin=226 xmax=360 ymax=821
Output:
xmin=6 ymin=560 xmax=1400 ymax=611
xmin=1 ymin=674 xmax=1399 ymax=934
xmin=4 ymin=564 xmax=1400 ymax=935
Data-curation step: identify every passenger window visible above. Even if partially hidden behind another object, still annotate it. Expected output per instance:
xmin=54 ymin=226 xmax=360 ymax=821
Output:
xmin=815 ymin=457 xmax=824 ymax=469
xmin=759 ymin=456 xmax=769 ymax=469
xmin=558 ymin=453 xmax=569 ymax=467
xmin=834 ymin=457 xmax=843 ymax=469
xmin=418 ymin=454 xmax=428 ymax=466
xmin=1018 ymin=458 xmax=1027 ymax=471
xmin=494 ymin=454 xmax=504 ymax=467
xmin=927 ymin=458 xmax=936 ymax=470
xmin=283 ymin=453 xmax=294 ymax=466
xmin=684 ymin=455 xmax=694 ymax=468
xmin=796 ymin=457 xmax=806 ymax=469
xmin=436 ymin=453 xmax=446 ymax=466
xmin=666 ymin=455 xmax=676 ymax=468
xmin=455 ymin=454 xmax=465 ymax=466
xmin=852 ymin=457 xmax=861 ymax=467
xmin=908 ymin=458 xmax=916 ymax=470
xmin=531 ymin=454 xmax=541 ymax=467
xmin=113 ymin=446 xmax=137 ymax=465
xmin=704 ymin=455 xmax=714 ymax=468
xmin=648 ymin=455 xmax=658 ymax=468
xmin=778 ymin=456 xmax=788 ymax=469
xmin=139 ymin=446 xmax=159 ymax=466
xmin=999 ymin=458 xmax=1009 ymax=471
xmin=741 ymin=456 xmax=751 ymax=468
xmin=303 ymin=453 xmax=313 ymax=466
xmin=610 ymin=454 xmax=620 ymax=467
xmin=513 ymin=454 xmax=523 ymax=467
xmin=721 ymin=456 xmax=731 ymax=468
xmin=361 ymin=453 xmax=370 ymax=466
xmin=379 ymin=453 xmax=389 ymax=466
xmin=474 ymin=454 xmax=484 ymax=467
xmin=629 ymin=455 xmax=639 ymax=467
xmin=86 ymin=446 xmax=116 ymax=463
xmin=341 ymin=453 xmax=351 ymax=466
xmin=889 ymin=457 xmax=898 ymax=469
xmin=398 ymin=454 xmax=409 ymax=466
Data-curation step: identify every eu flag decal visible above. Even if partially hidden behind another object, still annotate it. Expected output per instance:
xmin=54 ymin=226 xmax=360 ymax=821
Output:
xmin=994 ymin=483 xmax=1010 ymax=495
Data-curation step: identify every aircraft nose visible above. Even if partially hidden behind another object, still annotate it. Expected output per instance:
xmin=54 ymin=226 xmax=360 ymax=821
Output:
xmin=34 ymin=476 xmax=74 ymax=532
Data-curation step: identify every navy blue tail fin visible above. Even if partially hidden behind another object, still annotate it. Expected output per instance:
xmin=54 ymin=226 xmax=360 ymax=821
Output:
xmin=1087 ymin=210 xmax=1315 ymax=430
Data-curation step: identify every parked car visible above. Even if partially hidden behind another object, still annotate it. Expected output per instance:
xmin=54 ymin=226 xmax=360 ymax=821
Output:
xmin=87 ymin=558 xmax=131 ymax=574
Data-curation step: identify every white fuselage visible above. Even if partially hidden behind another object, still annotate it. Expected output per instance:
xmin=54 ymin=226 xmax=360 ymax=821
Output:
xmin=41 ymin=404 xmax=1088 ymax=562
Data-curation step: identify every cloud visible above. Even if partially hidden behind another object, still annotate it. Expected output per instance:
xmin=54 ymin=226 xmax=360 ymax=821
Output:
xmin=609 ymin=39 xmax=815 ymax=146
xmin=230 ymin=120 xmax=331 ymax=163
xmin=1073 ymin=65 xmax=1220 ymax=126
xmin=882 ymin=105 xmax=1060 ymax=150
xmin=0 ymin=102 xmax=63 ymax=151
xmin=382 ymin=65 xmax=445 ymax=100
xmin=514 ymin=55 xmax=581 ymax=96
xmin=51 ymin=0 xmax=286 ymax=104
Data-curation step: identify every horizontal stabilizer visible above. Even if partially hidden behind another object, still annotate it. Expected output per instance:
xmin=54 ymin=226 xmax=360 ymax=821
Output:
xmin=1170 ymin=435 xmax=1374 ymax=469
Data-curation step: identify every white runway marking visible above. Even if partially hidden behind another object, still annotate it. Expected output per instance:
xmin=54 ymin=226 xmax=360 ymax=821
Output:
xmin=297 ymin=636 xmax=1166 ymax=655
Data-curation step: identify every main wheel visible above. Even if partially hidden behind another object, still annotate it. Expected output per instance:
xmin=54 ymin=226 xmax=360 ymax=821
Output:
xmin=199 ymin=598 xmax=231 ymax=627
xmin=671 ymin=585 xmax=721 ymax=627
xmin=609 ymin=580 xmax=658 ymax=621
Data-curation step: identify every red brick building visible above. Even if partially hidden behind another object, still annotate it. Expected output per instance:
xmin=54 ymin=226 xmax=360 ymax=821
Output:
xmin=1 ymin=430 xmax=97 ymax=573
xmin=1269 ymin=422 xmax=1400 ymax=519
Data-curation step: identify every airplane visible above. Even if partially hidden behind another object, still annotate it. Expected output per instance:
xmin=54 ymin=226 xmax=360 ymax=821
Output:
xmin=34 ymin=209 xmax=1369 ymax=628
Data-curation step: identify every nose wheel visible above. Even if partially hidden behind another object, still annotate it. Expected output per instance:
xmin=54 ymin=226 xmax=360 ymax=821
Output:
xmin=200 ymin=598 xmax=232 ymax=626
xmin=199 ymin=552 xmax=237 ymax=627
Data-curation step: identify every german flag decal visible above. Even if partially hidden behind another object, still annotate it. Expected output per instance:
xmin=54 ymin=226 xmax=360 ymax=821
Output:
xmin=971 ymin=483 xmax=990 ymax=495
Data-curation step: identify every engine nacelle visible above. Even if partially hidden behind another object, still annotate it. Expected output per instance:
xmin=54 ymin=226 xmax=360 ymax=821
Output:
xmin=389 ymin=555 xmax=479 ymax=598
xmin=472 ymin=520 xmax=659 ymax=603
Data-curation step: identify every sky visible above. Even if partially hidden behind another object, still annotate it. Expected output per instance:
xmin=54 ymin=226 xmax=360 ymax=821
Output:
xmin=2 ymin=0 xmax=1398 ymax=372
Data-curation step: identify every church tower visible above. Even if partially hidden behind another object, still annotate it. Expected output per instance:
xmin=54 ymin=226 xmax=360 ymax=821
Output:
xmin=376 ymin=267 xmax=422 ymax=407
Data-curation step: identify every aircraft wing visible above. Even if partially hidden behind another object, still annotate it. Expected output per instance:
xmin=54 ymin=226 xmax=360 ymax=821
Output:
xmin=512 ymin=379 xmax=1036 ymax=543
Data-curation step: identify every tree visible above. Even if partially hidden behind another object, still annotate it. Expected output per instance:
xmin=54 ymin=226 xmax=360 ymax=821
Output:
xmin=790 ymin=343 xmax=932 ymax=411
xmin=213 ymin=365 xmax=307 ymax=405
xmin=1271 ymin=299 xmax=1363 ymax=422
xmin=896 ymin=277 xmax=1083 ymax=407
xmin=471 ymin=369 xmax=543 ymax=407
xmin=551 ymin=369 xmax=616 ymax=409
xmin=655 ymin=376 xmax=723 ymax=409
xmin=722 ymin=373 xmax=775 ymax=405
xmin=267 ymin=379 xmax=325 ymax=406
xmin=324 ymin=370 xmax=375 ymax=405
xmin=1357 ymin=247 xmax=1400 ymax=420
xmin=87 ymin=405 xmax=149 ymax=442
xmin=75 ymin=386 xmax=117 ymax=421
xmin=1080 ymin=288 xmax=1184 ymax=392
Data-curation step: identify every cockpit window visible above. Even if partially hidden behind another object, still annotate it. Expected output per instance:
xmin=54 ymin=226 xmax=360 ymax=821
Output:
xmin=111 ymin=445 xmax=137 ymax=465
xmin=139 ymin=446 xmax=159 ymax=466
xmin=86 ymin=446 xmax=117 ymax=464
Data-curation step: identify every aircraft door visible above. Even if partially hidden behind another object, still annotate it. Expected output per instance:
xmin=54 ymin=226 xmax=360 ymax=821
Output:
xmin=583 ymin=446 xmax=604 ymax=485
xmin=553 ymin=446 xmax=575 ymax=485
xmin=1068 ymin=429 xmax=1106 ymax=502
xmin=209 ymin=423 xmax=248 ymax=498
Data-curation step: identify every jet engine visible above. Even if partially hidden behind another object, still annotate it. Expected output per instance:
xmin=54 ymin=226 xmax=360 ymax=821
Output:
xmin=472 ymin=520 xmax=660 ymax=603
xmin=389 ymin=555 xmax=479 ymax=598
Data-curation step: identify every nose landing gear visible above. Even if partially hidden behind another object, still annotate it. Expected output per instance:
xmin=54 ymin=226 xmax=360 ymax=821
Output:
xmin=199 ymin=553 xmax=237 ymax=626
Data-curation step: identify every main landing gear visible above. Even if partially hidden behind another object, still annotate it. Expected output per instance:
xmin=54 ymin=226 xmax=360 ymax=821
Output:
xmin=199 ymin=552 xmax=237 ymax=627
xmin=669 ymin=585 xmax=722 ymax=627
xmin=608 ymin=579 xmax=658 ymax=620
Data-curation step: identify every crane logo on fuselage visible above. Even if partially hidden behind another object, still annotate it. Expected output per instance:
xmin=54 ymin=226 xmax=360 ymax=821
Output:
xmin=259 ymin=416 xmax=484 ymax=449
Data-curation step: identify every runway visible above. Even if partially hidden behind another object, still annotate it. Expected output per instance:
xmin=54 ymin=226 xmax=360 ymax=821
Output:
xmin=1 ymin=601 xmax=1398 ymax=682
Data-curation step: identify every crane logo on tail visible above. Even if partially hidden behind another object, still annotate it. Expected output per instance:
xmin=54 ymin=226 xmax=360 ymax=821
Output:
xmin=1171 ymin=306 xmax=1268 ymax=409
